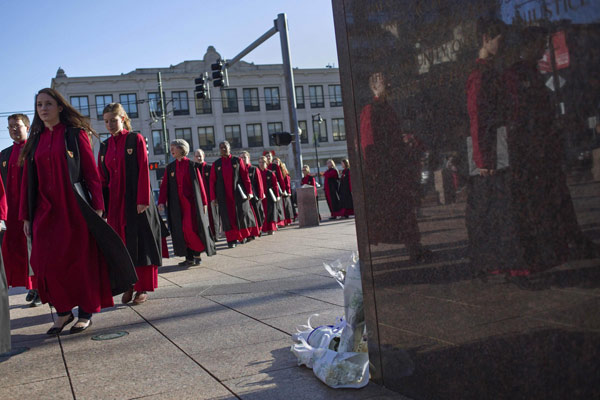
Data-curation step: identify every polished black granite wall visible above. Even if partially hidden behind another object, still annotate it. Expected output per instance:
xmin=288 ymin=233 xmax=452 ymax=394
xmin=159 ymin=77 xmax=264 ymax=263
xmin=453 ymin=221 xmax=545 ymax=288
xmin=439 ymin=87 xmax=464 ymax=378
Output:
xmin=332 ymin=0 xmax=600 ymax=398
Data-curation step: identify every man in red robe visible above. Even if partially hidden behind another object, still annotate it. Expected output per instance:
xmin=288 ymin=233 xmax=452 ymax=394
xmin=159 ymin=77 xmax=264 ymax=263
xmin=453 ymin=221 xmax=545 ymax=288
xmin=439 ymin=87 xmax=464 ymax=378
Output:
xmin=210 ymin=141 xmax=257 ymax=248
xmin=0 ymin=114 xmax=38 ymax=306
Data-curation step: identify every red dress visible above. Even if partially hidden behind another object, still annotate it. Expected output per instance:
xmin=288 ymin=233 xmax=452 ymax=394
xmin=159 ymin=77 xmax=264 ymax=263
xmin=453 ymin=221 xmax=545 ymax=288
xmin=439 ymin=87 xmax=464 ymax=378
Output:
xmin=158 ymin=158 xmax=207 ymax=253
xmin=209 ymin=156 xmax=258 ymax=242
xmin=99 ymin=130 xmax=157 ymax=292
xmin=19 ymin=124 xmax=113 ymax=313
xmin=2 ymin=141 xmax=35 ymax=289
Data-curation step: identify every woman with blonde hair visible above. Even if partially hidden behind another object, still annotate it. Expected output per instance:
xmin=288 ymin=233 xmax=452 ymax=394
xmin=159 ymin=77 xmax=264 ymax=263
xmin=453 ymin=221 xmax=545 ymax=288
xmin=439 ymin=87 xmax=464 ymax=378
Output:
xmin=98 ymin=103 xmax=165 ymax=305
xmin=258 ymin=156 xmax=280 ymax=234
xmin=19 ymin=88 xmax=135 ymax=334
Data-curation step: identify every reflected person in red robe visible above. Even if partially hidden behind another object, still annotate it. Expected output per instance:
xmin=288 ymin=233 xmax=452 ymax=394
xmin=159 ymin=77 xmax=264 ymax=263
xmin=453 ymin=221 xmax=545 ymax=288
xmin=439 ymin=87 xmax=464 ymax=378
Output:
xmin=19 ymin=88 xmax=131 ymax=335
xmin=210 ymin=141 xmax=258 ymax=248
xmin=99 ymin=103 xmax=162 ymax=305
xmin=1 ymin=114 xmax=38 ymax=306
xmin=159 ymin=140 xmax=216 ymax=265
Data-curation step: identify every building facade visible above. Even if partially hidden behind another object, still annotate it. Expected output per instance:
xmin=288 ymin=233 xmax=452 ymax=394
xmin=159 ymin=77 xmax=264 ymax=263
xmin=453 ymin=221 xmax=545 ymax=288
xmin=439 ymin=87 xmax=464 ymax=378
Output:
xmin=52 ymin=46 xmax=348 ymax=189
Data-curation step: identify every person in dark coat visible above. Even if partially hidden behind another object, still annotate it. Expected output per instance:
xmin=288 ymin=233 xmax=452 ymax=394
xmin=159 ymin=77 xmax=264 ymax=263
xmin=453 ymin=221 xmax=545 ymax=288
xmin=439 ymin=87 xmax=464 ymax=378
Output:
xmin=240 ymin=151 xmax=265 ymax=238
xmin=99 ymin=103 xmax=164 ymax=305
xmin=321 ymin=159 xmax=343 ymax=220
xmin=465 ymin=18 xmax=523 ymax=276
xmin=1 ymin=114 xmax=38 ymax=306
xmin=194 ymin=148 xmax=218 ymax=237
xmin=209 ymin=141 xmax=258 ymax=248
xmin=258 ymin=156 xmax=280 ymax=234
xmin=19 ymin=88 xmax=136 ymax=335
xmin=338 ymin=159 xmax=354 ymax=218
xmin=158 ymin=140 xmax=216 ymax=266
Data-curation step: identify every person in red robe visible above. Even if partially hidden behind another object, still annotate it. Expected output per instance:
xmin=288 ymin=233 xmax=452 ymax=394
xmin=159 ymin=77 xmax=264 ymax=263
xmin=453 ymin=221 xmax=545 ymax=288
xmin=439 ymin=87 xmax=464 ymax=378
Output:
xmin=338 ymin=159 xmax=354 ymax=218
xmin=258 ymin=156 xmax=280 ymax=234
xmin=359 ymin=72 xmax=431 ymax=262
xmin=159 ymin=140 xmax=216 ymax=265
xmin=320 ymin=159 xmax=343 ymax=220
xmin=210 ymin=141 xmax=257 ymax=248
xmin=99 ymin=103 xmax=163 ymax=305
xmin=240 ymin=151 xmax=265 ymax=238
xmin=273 ymin=158 xmax=294 ymax=225
xmin=265 ymin=151 xmax=286 ymax=226
xmin=19 ymin=88 xmax=136 ymax=335
xmin=1 ymin=114 xmax=39 ymax=306
xmin=194 ymin=148 xmax=218 ymax=238
xmin=0 ymin=173 xmax=10 ymax=353
xmin=301 ymin=165 xmax=320 ymax=220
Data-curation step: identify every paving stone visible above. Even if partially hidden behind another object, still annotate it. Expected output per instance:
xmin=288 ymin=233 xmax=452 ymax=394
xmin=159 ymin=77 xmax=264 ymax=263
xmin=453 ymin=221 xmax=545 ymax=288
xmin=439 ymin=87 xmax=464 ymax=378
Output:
xmin=0 ymin=376 xmax=73 ymax=399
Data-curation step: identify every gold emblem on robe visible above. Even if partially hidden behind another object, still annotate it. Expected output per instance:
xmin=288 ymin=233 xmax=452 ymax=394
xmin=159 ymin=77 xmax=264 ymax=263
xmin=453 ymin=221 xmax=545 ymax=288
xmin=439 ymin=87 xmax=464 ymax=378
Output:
xmin=67 ymin=151 xmax=74 ymax=158
xmin=101 ymin=155 xmax=104 ymax=162
xmin=171 ymin=172 xmax=175 ymax=177
xmin=127 ymin=148 xmax=133 ymax=155
xmin=1 ymin=161 xmax=5 ymax=167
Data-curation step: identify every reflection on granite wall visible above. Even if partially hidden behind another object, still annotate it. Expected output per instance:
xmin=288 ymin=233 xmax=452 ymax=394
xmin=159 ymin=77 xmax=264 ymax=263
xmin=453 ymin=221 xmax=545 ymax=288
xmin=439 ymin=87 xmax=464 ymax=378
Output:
xmin=332 ymin=0 xmax=600 ymax=398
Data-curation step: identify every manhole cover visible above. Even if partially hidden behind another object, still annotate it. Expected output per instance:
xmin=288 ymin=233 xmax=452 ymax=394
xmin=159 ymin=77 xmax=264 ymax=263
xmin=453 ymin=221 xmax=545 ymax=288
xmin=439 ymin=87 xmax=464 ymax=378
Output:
xmin=0 ymin=346 xmax=29 ymax=358
xmin=91 ymin=331 xmax=129 ymax=341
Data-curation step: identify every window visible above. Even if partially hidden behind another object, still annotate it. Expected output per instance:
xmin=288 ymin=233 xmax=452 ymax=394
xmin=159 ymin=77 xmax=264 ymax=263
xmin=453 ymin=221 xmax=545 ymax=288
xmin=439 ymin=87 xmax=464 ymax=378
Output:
xmin=95 ymin=95 xmax=113 ymax=119
xmin=309 ymin=85 xmax=324 ymax=108
xmin=243 ymin=88 xmax=260 ymax=112
xmin=295 ymin=86 xmax=305 ymax=109
xmin=247 ymin=124 xmax=263 ymax=147
xmin=313 ymin=118 xmax=328 ymax=142
xmin=172 ymin=91 xmax=190 ymax=116
xmin=329 ymin=85 xmax=343 ymax=107
xmin=197 ymin=126 xmax=215 ymax=151
xmin=264 ymin=87 xmax=280 ymax=110
xmin=152 ymin=129 xmax=168 ymax=155
xmin=119 ymin=93 xmax=138 ymax=118
xmin=148 ymin=92 xmax=163 ymax=117
xmin=70 ymin=96 xmax=89 ymax=117
xmin=298 ymin=120 xmax=308 ymax=144
xmin=222 ymin=89 xmax=238 ymax=113
xmin=332 ymin=118 xmax=346 ymax=141
xmin=195 ymin=97 xmax=212 ymax=114
xmin=175 ymin=128 xmax=192 ymax=147
xmin=267 ymin=122 xmax=283 ymax=146
xmin=224 ymin=125 xmax=242 ymax=148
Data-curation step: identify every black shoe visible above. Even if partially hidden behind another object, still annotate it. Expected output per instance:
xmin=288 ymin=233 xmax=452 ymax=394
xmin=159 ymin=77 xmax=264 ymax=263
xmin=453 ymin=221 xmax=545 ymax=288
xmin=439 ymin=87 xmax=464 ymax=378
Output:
xmin=247 ymin=236 xmax=255 ymax=242
xmin=29 ymin=293 xmax=42 ymax=307
xmin=70 ymin=319 xmax=92 ymax=334
xmin=193 ymin=257 xmax=202 ymax=266
xmin=227 ymin=241 xmax=237 ymax=248
xmin=178 ymin=259 xmax=195 ymax=266
xmin=240 ymin=238 xmax=248 ymax=244
xmin=25 ymin=290 xmax=36 ymax=302
xmin=47 ymin=313 xmax=75 ymax=335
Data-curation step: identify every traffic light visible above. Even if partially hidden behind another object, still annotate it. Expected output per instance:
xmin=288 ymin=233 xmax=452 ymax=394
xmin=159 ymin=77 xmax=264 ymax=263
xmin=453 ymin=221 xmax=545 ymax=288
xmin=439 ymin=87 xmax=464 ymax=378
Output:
xmin=194 ymin=73 xmax=209 ymax=99
xmin=211 ymin=60 xmax=224 ymax=87
xmin=269 ymin=132 xmax=293 ymax=146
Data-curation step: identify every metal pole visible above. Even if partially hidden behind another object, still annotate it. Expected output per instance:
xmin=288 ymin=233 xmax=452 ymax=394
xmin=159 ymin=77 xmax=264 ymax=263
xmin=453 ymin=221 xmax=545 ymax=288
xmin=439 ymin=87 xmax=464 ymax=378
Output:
xmin=314 ymin=131 xmax=321 ymax=185
xmin=226 ymin=27 xmax=278 ymax=69
xmin=275 ymin=13 xmax=302 ymax=186
xmin=157 ymin=72 xmax=169 ymax=166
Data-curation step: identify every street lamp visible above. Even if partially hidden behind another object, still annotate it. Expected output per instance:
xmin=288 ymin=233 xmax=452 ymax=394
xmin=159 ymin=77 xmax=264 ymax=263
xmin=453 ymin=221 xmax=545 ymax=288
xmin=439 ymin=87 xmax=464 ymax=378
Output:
xmin=312 ymin=113 xmax=324 ymax=185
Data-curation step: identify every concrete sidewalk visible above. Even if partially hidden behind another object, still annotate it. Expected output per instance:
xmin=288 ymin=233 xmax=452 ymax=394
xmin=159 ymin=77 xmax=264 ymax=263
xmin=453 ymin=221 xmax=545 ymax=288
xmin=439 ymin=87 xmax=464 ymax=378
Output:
xmin=1 ymin=217 xmax=405 ymax=399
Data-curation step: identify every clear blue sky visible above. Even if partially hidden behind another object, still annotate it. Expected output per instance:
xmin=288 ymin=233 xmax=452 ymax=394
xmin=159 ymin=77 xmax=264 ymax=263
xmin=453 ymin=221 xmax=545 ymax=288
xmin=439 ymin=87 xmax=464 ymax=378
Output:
xmin=0 ymin=0 xmax=338 ymax=148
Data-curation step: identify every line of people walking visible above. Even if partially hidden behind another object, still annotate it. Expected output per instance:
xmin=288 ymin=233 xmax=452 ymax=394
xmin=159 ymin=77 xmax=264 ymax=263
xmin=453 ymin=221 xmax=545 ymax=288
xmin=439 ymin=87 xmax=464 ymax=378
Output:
xmin=0 ymin=89 xmax=318 ymax=345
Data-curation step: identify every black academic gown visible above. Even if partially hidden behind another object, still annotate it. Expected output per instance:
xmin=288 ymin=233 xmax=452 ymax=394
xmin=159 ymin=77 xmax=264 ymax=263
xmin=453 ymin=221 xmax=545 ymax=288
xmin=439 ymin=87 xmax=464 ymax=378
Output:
xmin=248 ymin=165 xmax=265 ymax=228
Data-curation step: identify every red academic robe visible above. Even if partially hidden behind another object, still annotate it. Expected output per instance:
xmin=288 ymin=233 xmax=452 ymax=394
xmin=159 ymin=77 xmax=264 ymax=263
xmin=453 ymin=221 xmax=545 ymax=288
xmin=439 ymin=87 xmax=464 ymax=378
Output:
xmin=1 ymin=141 xmax=35 ymax=289
xmin=159 ymin=158 xmax=207 ymax=253
xmin=323 ymin=168 xmax=343 ymax=217
xmin=269 ymin=163 xmax=286 ymax=226
xmin=99 ymin=130 xmax=157 ymax=292
xmin=301 ymin=174 xmax=318 ymax=197
xmin=260 ymin=168 xmax=279 ymax=233
xmin=19 ymin=124 xmax=113 ymax=313
xmin=339 ymin=168 xmax=354 ymax=217
xmin=210 ymin=156 xmax=258 ymax=242
xmin=0 ymin=175 xmax=7 ymax=220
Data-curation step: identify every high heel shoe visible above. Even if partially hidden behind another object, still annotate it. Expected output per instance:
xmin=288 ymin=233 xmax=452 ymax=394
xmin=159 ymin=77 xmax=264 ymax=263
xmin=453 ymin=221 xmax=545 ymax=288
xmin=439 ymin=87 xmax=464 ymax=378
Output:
xmin=46 ymin=313 xmax=75 ymax=335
